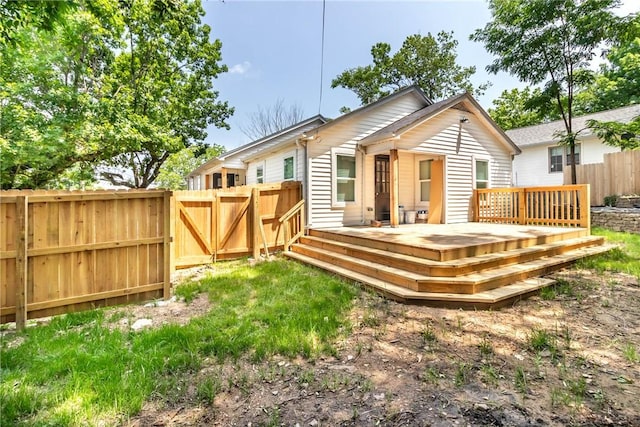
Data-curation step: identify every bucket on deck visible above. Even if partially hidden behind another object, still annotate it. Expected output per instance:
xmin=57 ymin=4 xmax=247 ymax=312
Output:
xmin=405 ymin=210 xmax=416 ymax=224
xmin=399 ymin=206 xmax=405 ymax=224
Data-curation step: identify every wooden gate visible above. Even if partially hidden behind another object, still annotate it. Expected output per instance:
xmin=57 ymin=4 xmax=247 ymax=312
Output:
xmin=172 ymin=182 xmax=302 ymax=268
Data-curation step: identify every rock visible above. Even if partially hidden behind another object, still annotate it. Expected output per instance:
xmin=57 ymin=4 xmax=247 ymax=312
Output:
xmin=309 ymin=419 xmax=319 ymax=426
xmin=474 ymin=403 xmax=490 ymax=411
xmin=373 ymin=393 xmax=385 ymax=400
xmin=131 ymin=318 xmax=153 ymax=330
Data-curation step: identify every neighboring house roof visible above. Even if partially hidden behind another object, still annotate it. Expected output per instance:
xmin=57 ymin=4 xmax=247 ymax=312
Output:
xmin=506 ymin=104 xmax=640 ymax=148
xmin=359 ymin=92 xmax=521 ymax=155
xmin=189 ymin=114 xmax=327 ymax=176
xmin=302 ymin=85 xmax=432 ymax=139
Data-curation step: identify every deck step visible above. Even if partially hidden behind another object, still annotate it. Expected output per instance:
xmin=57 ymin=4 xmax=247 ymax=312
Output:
xmin=299 ymin=235 xmax=604 ymax=277
xmin=284 ymin=251 xmax=557 ymax=310
xmin=291 ymin=241 xmax=612 ymax=294
xmin=309 ymin=227 xmax=589 ymax=262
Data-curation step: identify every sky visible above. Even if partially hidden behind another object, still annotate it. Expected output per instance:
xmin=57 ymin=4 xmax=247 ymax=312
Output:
xmin=200 ymin=0 xmax=638 ymax=151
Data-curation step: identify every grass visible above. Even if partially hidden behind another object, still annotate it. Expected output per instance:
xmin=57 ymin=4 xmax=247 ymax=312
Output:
xmin=0 ymin=258 xmax=357 ymax=426
xmin=577 ymin=228 xmax=640 ymax=278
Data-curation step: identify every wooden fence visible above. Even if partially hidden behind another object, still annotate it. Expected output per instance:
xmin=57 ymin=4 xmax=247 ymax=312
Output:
xmin=172 ymin=181 xmax=302 ymax=269
xmin=564 ymin=150 xmax=640 ymax=206
xmin=1 ymin=190 xmax=171 ymax=328
xmin=473 ymin=184 xmax=590 ymax=229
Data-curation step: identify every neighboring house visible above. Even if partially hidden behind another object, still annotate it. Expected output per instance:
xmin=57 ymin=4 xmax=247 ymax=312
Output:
xmin=508 ymin=105 xmax=640 ymax=187
xmin=187 ymin=85 xmax=520 ymax=226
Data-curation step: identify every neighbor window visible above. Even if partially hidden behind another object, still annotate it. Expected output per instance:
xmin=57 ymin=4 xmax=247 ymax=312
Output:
xmin=418 ymin=159 xmax=432 ymax=202
xmin=335 ymin=154 xmax=356 ymax=203
xmin=549 ymin=146 xmax=564 ymax=173
xmin=256 ymin=165 xmax=264 ymax=184
xmin=475 ymin=160 xmax=489 ymax=189
xmin=284 ymin=156 xmax=294 ymax=180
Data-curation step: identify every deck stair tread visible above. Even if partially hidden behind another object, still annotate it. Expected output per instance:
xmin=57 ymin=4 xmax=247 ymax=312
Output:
xmin=309 ymin=227 xmax=589 ymax=261
xmin=284 ymin=251 xmax=557 ymax=306
xmin=291 ymin=241 xmax=612 ymax=288
xmin=298 ymin=235 xmax=604 ymax=276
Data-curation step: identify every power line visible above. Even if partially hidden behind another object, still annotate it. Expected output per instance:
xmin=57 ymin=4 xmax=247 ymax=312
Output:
xmin=318 ymin=0 xmax=326 ymax=115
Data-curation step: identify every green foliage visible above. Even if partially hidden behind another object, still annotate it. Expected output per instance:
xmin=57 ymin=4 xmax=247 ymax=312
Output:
xmin=0 ymin=0 xmax=233 ymax=189
xmin=155 ymin=144 xmax=225 ymax=190
xmin=332 ymin=32 xmax=488 ymax=105
xmin=472 ymin=0 xmax=624 ymax=183
xmin=578 ymin=228 xmax=640 ymax=278
xmin=603 ymin=194 xmax=619 ymax=207
xmin=586 ymin=116 xmax=640 ymax=150
xmin=0 ymin=258 xmax=357 ymax=425
xmin=489 ymin=87 xmax=559 ymax=130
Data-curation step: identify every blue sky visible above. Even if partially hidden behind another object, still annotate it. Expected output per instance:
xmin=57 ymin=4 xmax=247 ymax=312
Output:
xmin=201 ymin=0 xmax=637 ymax=150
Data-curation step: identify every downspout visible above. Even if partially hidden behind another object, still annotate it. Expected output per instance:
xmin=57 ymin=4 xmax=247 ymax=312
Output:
xmin=296 ymin=138 xmax=309 ymax=231
xmin=357 ymin=143 xmax=366 ymax=224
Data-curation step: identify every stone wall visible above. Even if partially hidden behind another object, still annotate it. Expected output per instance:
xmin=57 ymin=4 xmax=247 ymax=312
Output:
xmin=615 ymin=196 xmax=640 ymax=209
xmin=591 ymin=207 xmax=640 ymax=234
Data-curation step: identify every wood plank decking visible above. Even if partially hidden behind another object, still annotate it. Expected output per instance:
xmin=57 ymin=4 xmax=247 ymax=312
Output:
xmin=284 ymin=223 xmax=611 ymax=309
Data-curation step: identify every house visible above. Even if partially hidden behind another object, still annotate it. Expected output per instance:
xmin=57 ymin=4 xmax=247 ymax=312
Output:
xmin=508 ymin=104 xmax=640 ymax=187
xmin=188 ymin=85 xmax=521 ymax=227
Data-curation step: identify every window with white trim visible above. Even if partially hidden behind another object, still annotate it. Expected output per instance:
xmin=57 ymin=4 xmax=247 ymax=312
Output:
xmin=283 ymin=156 xmax=294 ymax=180
xmin=475 ymin=160 xmax=489 ymax=189
xmin=256 ymin=164 xmax=264 ymax=184
xmin=333 ymin=153 xmax=356 ymax=205
xmin=418 ymin=159 xmax=432 ymax=202
xmin=549 ymin=146 xmax=564 ymax=173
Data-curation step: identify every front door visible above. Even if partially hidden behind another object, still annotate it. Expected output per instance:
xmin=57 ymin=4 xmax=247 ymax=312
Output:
xmin=375 ymin=155 xmax=390 ymax=221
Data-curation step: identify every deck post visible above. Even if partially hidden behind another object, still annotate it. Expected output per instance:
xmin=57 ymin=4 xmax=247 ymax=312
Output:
xmin=518 ymin=188 xmax=526 ymax=225
xmin=581 ymin=184 xmax=591 ymax=232
xmin=221 ymin=168 xmax=227 ymax=189
xmin=390 ymin=149 xmax=399 ymax=227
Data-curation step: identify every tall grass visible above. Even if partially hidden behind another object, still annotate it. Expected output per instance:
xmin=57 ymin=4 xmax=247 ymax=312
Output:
xmin=577 ymin=228 xmax=640 ymax=278
xmin=1 ymin=258 xmax=357 ymax=426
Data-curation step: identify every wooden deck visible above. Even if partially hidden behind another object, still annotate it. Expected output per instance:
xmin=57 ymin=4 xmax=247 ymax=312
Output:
xmin=284 ymin=223 xmax=611 ymax=309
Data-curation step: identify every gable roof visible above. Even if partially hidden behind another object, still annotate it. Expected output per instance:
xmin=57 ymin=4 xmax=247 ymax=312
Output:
xmin=506 ymin=104 xmax=640 ymax=148
xmin=189 ymin=114 xmax=327 ymax=176
xmin=302 ymin=85 xmax=432 ymax=138
xmin=359 ymin=92 xmax=521 ymax=154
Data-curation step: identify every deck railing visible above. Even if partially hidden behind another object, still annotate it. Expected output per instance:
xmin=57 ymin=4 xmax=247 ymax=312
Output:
xmin=473 ymin=184 xmax=590 ymax=229
xmin=279 ymin=199 xmax=305 ymax=251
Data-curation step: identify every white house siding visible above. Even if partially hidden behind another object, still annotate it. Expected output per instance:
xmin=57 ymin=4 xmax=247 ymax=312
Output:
xmin=397 ymin=109 xmax=513 ymax=223
xmin=307 ymin=94 xmax=426 ymax=228
xmin=513 ymin=137 xmax=621 ymax=187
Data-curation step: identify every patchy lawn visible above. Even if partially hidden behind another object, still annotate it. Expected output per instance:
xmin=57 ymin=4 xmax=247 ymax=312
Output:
xmin=1 ymin=230 xmax=639 ymax=426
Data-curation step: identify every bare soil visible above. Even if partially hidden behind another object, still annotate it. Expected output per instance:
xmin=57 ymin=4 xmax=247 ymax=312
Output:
xmin=124 ymin=266 xmax=639 ymax=426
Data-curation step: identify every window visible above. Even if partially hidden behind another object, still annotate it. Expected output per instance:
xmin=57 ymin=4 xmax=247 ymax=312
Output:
xmin=336 ymin=154 xmax=356 ymax=203
xmin=565 ymin=144 xmax=581 ymax=166
xmin=549 ymin=146 xmax=564 ymax=173
xmin=418 ymin=159 xmax=432 ymax=202
xmin=284 ymin=156 xmax=294 ymax=180
xmin=475 ymin=160 xmax=489 ymax=189
xmin=256 ymin=165 xmax=264 ymax=184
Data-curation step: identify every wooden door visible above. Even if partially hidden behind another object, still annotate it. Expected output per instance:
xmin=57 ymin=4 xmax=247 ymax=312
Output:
xmin=428 ymin=159 xmax=444 ymax=224
xmin=375 ymin=155 xmax=390 ymax=221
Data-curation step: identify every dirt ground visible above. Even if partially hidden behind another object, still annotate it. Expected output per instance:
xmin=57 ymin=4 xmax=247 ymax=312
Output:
xmin=120 ymin=265 xmax=639 ymax=426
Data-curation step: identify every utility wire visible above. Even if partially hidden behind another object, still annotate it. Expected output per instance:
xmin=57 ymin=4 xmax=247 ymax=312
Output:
xmin=318 ymin=0 xmax=326 ymax=115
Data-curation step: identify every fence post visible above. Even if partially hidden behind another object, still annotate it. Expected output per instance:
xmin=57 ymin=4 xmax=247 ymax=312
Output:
xmin=252 ymin=187 xmax=260 ymax=259
xmin=518 ymin=188 xmax=526 ymax=225
xmin=581 ymin=184 xmax=591 ymax=232
xmin=15 ymin=196 xmax=28 ymax=330
xmin=163 ymin=191 xmax=172 ymax=300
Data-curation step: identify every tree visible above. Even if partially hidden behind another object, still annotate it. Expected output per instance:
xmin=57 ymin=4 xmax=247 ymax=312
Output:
xmin=489 ymin=87 xmax=560 ymax=130
xmin=575 ymin=18 xmax=640 ymax=114
xmin=239 ymin=99 xmax=304 ymax=140
xmin=332 ymin=32 xmax=488 ymax=105
xmin=155 ymin=143 xmax=225 ymax=190
xmin=586 ymin=116 xmax=640 ymax=150
xmin=98 ymin=0 xmax=233 ymax=188
xmin=471 ymin=0 xmax=624 ymax=184
xmin=0 ymin=0 xmax=233 ymax=189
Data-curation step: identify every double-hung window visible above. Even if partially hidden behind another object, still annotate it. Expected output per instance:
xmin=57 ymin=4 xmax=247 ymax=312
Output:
xmin=256 ymin=165 xmax=264 ymax=184
xmin=418 ymin=159 xmax=432 ymax=202
xmin=333 ymin=152 xmax=356 ymax=205
xmin=283 ymin=156 xmax=294 ymax=180
xmin=475 ymin=160 xmax=489 ymax=189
